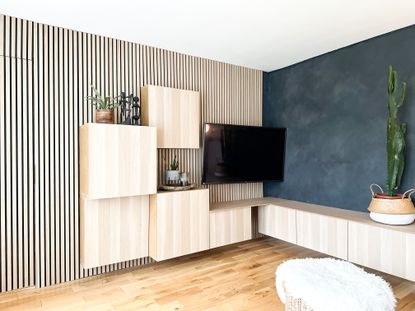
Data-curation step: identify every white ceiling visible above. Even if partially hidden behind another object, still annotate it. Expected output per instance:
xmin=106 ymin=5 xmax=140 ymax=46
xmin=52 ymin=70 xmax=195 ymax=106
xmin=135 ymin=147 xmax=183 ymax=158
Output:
xmin=1 ymin=0 xmax=414 ymax=72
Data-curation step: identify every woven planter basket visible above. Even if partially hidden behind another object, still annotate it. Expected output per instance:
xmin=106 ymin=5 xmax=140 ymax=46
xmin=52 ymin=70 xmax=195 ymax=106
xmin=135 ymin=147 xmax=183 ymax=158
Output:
xmin=368 ymin=197 xmax=415 ymax=214
xmin=368 ymin=184 xmax=415 ymax=215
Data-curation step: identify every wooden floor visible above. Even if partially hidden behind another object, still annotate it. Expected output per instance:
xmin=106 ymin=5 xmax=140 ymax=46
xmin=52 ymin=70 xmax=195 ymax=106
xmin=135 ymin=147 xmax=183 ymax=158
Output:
xmin=1 ymin=238 xmax=415 ymax=310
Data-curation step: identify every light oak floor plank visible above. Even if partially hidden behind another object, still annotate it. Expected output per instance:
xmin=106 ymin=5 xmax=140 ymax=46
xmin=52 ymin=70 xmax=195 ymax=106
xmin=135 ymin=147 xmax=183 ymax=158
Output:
xmin=0 ymin=238 xmax=414 ymax=310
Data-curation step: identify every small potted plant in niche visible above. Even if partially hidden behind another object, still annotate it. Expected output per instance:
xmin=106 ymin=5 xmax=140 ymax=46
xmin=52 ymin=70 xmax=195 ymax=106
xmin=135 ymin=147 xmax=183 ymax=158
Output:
xmin=369 ymin=65 xmax=415 ymax=225
xmin=166 ymin=156 xmax=180 ymax=184
xmin=86 ymin=85 xmax=119 ymax=124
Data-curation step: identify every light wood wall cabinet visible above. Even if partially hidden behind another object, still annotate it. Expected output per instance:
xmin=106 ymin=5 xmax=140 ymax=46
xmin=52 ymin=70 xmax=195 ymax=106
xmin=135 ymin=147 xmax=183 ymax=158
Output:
xmin=80 ymin=196 xmax=150 ymax=269
xmin=80 ymin=123 xmax=157 ymax=199
xmin=258 ymin=204 xmax=296 ymax=244
xmin=210 ymin=207 xmax=252 ymax=249
xmin=348 ymin=221 xmax=415 ymax=281
xmin=149 ymin=189 xmax=209 ymax=261
xmin=141 ymin=85 xmax=200 ymax=148
xmin=296 ymin=211 xmax=348 ymax=260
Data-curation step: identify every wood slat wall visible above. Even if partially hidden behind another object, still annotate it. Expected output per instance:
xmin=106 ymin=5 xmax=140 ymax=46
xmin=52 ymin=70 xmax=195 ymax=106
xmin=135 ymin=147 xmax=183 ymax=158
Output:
xmin=0 ymin=14 xmax=262 ymax=293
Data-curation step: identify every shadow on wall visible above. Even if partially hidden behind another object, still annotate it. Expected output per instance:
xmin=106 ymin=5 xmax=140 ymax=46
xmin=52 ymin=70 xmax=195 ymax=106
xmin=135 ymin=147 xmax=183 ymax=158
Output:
xmin=263 ymin=24 xmax=415 ymax=212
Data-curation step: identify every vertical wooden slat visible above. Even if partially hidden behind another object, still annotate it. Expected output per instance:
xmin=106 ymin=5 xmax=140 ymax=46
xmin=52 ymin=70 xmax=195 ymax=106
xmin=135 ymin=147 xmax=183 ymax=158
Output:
xmin=5 ymin=50 xmax=11 ymax=291
xmin=0 ymin=38 xmax=5 ymax=293
xmin=43 ymin=23 xmax=50 ymax=288
xmin=69 ymin=29 xmax=75 ymax=282
xmin=11 ymin=52 xmax=17 ymax=291
xmin=20 ymin=19 xmax=26 ymax=290
xmin=33 ymin=21 xmax=40 ymax=289
xmin=66 ymin=28 xmax=72 ymax=283
xmin=75 ymin=30 xmax=84 ymax=281
xmin=27 ymin=20 xmax=34 ymax=287
xmin=59 ymin=26 xmax=65 ymax=284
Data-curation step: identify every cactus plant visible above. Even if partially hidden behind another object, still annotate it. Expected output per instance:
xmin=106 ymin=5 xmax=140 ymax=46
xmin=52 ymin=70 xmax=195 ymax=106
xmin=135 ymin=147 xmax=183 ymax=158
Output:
xmin=386 ymin=65 xmax=407 ymax=196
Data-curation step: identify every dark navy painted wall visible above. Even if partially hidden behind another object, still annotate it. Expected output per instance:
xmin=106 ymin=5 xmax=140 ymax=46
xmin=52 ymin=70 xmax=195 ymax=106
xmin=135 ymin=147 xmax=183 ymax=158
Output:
xmin=263 ymin=25 xmax=415 ymax=212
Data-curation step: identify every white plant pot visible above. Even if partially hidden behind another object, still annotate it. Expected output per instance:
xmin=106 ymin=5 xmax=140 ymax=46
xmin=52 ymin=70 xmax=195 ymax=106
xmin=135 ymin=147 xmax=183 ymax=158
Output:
xmin=369 ymin=212 xmax=415 ymax=226
xmin=166 ymin=170 xmax=180 ymax=182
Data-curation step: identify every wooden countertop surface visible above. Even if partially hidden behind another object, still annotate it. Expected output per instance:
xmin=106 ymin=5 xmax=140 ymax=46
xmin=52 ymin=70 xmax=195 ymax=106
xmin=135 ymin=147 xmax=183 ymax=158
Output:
xmin=210 ymin=197 xmax=415 ymax=234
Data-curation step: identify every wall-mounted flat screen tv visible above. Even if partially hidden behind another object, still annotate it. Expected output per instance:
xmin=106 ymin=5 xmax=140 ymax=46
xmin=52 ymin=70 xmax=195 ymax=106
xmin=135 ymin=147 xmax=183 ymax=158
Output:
xmin=202 ymin=123 xmax=286 ymax=184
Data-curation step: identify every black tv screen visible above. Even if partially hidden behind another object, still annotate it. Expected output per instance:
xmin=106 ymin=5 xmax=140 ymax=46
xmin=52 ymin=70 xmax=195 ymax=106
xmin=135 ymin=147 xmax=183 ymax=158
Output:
xmin=202 ymin=123 xmax=286 ymax=184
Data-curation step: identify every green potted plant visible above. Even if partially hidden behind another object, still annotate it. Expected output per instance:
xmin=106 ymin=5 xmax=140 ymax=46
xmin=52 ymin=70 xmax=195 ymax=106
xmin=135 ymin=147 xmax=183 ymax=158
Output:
xmin=369 ymin=65 xmax=415 ymax=225
xmin=86 ymin=85 xmax=119 ymax=124
xmin=166 ymin=156 xmax=180 ymax=184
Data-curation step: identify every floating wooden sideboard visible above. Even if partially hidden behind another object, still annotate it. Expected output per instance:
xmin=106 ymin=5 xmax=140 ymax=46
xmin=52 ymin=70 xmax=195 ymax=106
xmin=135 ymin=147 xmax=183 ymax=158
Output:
xmin=80 ymin=123 xmax=157 ymax=199
xmin=149 ymin=189 xmax=210 ymax=261
xmin=141 ymin=85 xmax=200 ymax=148
xmin=212 ymin=197 xmax=415 ymax=282
xmin=80 ymin=124 xmax=157 ymax=268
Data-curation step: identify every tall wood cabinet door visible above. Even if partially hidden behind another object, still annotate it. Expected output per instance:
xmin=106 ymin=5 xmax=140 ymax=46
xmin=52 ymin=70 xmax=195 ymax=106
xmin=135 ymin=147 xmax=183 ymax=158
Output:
xmin=296 ymin=211 xmax=348 ymax=259
xmin=258 ymin=205 xmax=296 ymax=244
xmin=141 ymin=85 xmax=200 ymax=148
xmin=80 ymin=195 xmax=150 ymax=269
xmin=149 ymin=189 xmax=209 ymax=261
xmin=348 ymin=221 xmax=415 ymax=281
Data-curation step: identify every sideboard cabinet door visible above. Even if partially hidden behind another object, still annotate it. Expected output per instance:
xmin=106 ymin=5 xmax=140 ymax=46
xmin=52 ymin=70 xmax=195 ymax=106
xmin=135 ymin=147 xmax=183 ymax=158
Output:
xmin=149 ymin=189 xmax=209 ymax=261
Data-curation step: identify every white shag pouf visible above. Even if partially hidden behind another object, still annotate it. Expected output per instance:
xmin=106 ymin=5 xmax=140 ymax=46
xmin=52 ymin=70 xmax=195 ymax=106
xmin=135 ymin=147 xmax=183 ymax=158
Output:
xmin=275 ymin=258 xmax=396 ymax=311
